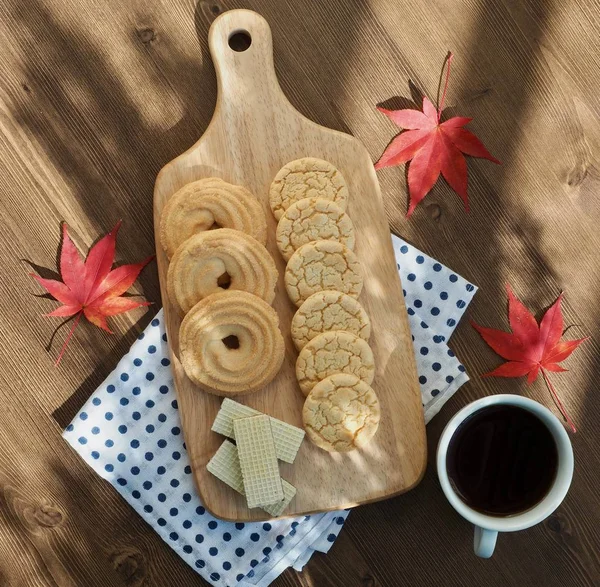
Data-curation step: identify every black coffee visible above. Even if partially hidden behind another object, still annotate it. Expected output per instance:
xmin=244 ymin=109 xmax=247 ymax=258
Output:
xmin=446 ymin=405 xmax=558 ymax=516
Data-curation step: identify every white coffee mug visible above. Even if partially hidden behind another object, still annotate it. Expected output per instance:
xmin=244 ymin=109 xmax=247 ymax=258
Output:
xmin=437 ymin=394 xmax=574 ymax=558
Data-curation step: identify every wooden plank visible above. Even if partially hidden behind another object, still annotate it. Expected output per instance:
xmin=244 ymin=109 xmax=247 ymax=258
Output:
xmin=0 ymin=0 xmax=598 ymax=584
xmin=153 ymin=9 xmax=426 ymax=521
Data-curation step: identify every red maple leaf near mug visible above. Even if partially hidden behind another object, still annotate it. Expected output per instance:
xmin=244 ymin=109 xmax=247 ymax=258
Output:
xmin=374 ymin=53 xmax=500 ymax=216
xmin=471 ymin=284 xmax=588 ymax=432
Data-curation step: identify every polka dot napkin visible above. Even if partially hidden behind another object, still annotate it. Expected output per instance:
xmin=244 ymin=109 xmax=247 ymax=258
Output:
xmin=63 ymin=235 xmax=476 ymax=587
xmin=391 ymin=235 xmax=478 ymax=421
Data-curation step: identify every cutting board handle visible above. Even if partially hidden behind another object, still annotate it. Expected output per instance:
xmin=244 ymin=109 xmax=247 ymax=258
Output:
xmin=208 ymin=10 xmax=281 ymax=108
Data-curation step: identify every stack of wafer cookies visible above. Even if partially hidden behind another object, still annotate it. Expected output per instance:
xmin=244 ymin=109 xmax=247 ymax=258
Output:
xmin=208 ymin=399 xmax=305 ymax=515
xmin=269 ymin=158 xmax=381 ymax=453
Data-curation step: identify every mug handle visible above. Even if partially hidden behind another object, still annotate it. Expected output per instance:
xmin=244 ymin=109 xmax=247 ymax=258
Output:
xmin=474 ymin=526 xmax=498 ymax=558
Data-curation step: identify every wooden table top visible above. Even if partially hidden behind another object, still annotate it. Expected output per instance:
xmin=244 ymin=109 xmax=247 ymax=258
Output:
xmin=1 ymin=0 xmax=599 ymax=585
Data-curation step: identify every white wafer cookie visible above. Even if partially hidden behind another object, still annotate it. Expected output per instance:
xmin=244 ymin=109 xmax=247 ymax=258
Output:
xmin=263 ymin=480 xmax=297 ymax=517
xmin=211 ymin=398 xmax=305 ymax=463
xmin=207 ymin=440 xmax=244 ymax=494
xmin=206 ymin=441 xmax=296 ymax=516
xmin=234 ymin=415 xmax=284 ymax=508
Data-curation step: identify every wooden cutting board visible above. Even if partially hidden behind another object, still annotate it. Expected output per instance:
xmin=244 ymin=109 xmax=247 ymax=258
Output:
xmin=153 ymin=8 xmax=426 ymax=521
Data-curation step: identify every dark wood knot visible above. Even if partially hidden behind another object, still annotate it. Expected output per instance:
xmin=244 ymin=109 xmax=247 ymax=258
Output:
xmin=427 ymin=203 xmax=442 ymax=221
xmin=199 ymin=1 xmax=224 ymax=20
xmin=547 ymin=515 xmax=562 ymax=533
xmin=137 ymin=27 xmax=156 ymax=45
xmin=111 ymin=548 xmax=147 ymax=587
xmin=362 ymin=572 xmax=377 ymax=587
xmin=566 ymin=164 xmax=588 ymax=187
xmin=22 ymin=82 xmax=32 ymax=94
xmin=33 ymin=503 xmax=64 ymax=528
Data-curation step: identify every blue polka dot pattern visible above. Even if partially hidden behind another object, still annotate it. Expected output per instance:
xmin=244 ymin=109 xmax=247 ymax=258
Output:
xmin=62 ymin=308 xmax=387 ymax=584
xmin=388 ymin=237 xmax=477 ymax=422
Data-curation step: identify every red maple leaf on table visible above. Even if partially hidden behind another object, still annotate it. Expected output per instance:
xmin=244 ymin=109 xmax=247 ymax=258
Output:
xmin=31 ymin=221 xmax=154 ymax=365
xmin=471 ymin=284 xmax=588 ymax=432
xmin=374 ymin=53 xmax=500 ymax=216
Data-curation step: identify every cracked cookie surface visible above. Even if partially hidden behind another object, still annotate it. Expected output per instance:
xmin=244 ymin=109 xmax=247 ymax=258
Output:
xmin=291 ymin=290 xmax=371 ymax=350
xmin=276 ymin=197 xmax=355 ymax=261
xmin=302 ymin=373 xmax=380 ymax=452
xmin=269 ymin=157 xmax=349 ymax=220
xmin=160 ymin=178 xmax=267 ymax=258
xmin=285 ymin=240 xmax=363 ymax=307
xmin=296 ymin=331 xmax=375 ymax=396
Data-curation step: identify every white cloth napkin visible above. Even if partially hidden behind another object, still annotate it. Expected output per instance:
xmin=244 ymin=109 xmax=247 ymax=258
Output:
xmin=63 ymin=235 xmax=476 ymax=587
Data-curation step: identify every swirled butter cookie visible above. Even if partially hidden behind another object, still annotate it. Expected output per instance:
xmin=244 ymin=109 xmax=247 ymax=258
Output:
xmin=296 ymin=331 xmax=375 ymax=396
xmin=276 ymin=197 xmax=355 ymax=261
xmin=284 ymin=240 xmax=363 ymax=307
xmin=302 ymin=373 xmax=381 ymax=452
xmin=180 ymin=291 xmax=285 ymax=396
xmin=269 ymin=158 xmax=349 ymax=220
xmin=160 ymin=178 xmax=267 ymax=258
xmin=291 ymin=290 xmax=371 ymax=350
xmin=167 ymin=228 xmax=277 ymax=314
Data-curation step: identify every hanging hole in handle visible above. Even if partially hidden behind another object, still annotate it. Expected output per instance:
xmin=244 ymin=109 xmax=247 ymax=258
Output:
xmin=228 ymin=30 xmax=252 ymax=52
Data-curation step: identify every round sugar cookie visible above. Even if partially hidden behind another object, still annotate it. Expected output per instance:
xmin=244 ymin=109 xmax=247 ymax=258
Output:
xmin=180 ymin=291 xmax=285 ymax=396
xmin=276 ymin=197 xmax=355 ymax=261
xmin=269 ymin=157 xmax=349 ymax=220
xmin=295 ymin=331 xmax=375 ymax=396
xmin=284 ymin=240 xmax=363 ymax=307
xmin=167 ymin=228 xmax=277 ymax=315
xmin=291 ymin=290 xmax=371 ymax=351
xmin=160 ymin=178 xmax=267 ymax=258
xmin=302 ymin=373 xmax=381 ymax=452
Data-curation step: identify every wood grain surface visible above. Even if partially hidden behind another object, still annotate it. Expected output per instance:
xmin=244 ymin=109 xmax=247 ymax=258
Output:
xmin=0 ymin=0 xmax=599 ymax=585
xmin=154 ymin=8 xmax=426 ymax=521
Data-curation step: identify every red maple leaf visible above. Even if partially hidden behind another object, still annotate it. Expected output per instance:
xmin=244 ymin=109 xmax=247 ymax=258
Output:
xmin=471 ymin=284 xmax=588 ymax=432
xmin=31 ymin=221 xmax=154 ymax=364
xmin=374 ymin=53 xmax=500 ymax=216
